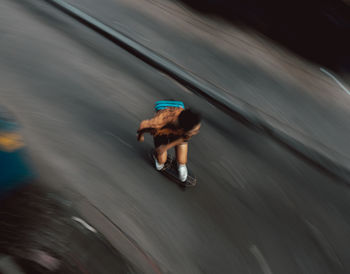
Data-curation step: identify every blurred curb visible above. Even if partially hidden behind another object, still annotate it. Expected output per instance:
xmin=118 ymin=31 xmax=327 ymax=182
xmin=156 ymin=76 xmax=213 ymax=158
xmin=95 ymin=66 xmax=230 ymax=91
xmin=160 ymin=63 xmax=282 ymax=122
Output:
xmin=43 ymin=0 xmax=350 ymax=184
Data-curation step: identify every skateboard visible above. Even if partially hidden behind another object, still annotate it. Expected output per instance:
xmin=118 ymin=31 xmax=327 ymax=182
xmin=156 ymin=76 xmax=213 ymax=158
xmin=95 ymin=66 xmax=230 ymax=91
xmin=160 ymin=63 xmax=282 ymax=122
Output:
xmin=149 ymin=150 xmax=197 ymax=187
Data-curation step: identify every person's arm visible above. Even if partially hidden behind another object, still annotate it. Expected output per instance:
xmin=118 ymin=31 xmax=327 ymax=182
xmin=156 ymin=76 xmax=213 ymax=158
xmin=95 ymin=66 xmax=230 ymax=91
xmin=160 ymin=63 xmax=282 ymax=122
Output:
xmin=183 ymin=123 xmax=201 ymax=141
xmin=137 ymin=113 xmax=167 ymax=142
xmin=137 ymin=122 xmax=152 ymax=142
xmin=137 ymin=108 xmax=183 ymax=142
xmin=137 ymin=131 xmax=145 ymax=142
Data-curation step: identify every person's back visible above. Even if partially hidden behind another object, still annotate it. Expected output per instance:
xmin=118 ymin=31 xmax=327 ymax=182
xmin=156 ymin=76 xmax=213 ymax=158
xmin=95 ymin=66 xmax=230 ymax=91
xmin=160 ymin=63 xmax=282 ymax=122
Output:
xmin=137 ymin=100 xmax=201 ymax=182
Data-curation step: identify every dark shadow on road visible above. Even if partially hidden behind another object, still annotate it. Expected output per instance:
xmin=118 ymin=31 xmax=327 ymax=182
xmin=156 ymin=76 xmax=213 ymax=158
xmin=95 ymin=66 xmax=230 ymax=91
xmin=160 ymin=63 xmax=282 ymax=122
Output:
xmin=0 ymin=183 xmax=135 ymax=274
xmin=178 ymin=0 xmax=350 ymax=73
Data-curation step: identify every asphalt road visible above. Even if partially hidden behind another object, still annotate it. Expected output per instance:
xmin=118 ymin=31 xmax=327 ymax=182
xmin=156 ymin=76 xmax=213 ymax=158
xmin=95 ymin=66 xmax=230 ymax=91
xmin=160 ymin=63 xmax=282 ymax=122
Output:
xmin=0 ymin=183 xmax=135 ymax=274
xmin=1 ymin=1 xmax=350 ymax=274
xmin=63 ymin=0 xmax=350 ymax=177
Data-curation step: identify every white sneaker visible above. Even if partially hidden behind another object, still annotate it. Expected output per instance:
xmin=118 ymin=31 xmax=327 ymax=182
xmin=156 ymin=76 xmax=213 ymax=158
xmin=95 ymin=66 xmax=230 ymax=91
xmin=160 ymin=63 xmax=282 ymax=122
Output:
xmin=153 ymin=153 xmax=164 ymax=171
xmin=178 ymin=164 xmax=188 ymax=182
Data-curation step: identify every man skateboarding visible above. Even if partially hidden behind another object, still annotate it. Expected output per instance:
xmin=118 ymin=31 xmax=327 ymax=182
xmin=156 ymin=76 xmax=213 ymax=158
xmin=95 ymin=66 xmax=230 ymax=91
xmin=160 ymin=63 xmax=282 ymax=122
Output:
xmin=137 ymin=100 xmax=201 ymax=183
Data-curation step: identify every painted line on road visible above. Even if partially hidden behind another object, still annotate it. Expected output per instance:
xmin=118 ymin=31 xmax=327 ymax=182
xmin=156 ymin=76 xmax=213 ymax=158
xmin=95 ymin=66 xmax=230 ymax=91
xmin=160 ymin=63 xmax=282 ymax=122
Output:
xmin=105 ymin=131 xmax=134 ymax=149
xmin=72 ymin=216 xmax=97 ymax=233
xmin=320 ymin=67 xmax=350 ymax=96
xmin=83 ymin=202 xmax=163 ymax=274
xmin=304 ymin=219 xmax=343 ymax=267
xmin=250 ymin=245 xmax=273 ymax=274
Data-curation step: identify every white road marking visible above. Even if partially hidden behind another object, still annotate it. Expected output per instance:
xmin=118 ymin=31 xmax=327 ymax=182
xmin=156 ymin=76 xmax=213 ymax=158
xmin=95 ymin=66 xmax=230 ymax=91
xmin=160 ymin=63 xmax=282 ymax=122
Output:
xmin=304 ymin=219 xmax=343 ymax=267
xmin=72 ymin=216 xmax=97 ymax=233
xmin=320 ymin=67 xmax=350 ymax=96
xmin=105 ymin=131 xmax=134 ymax=149
xmin=250 ymin=245 xmax=273 ymax=274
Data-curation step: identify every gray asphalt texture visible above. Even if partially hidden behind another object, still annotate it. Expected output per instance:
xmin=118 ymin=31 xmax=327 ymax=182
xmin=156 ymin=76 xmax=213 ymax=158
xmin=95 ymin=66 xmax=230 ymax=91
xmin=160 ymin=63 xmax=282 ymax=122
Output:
xmin=0 ymin=183 xmax=135 ymax=274
xmin=66 ymin=0 xmax=350 ymax=181
xmin=1 ymin=0 xmax=350 ymax=274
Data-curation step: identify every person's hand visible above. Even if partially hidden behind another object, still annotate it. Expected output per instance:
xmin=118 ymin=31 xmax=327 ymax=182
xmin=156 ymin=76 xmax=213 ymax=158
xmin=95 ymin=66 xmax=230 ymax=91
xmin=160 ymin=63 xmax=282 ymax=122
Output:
xmin=155 ymin=145 xmax=167 ymax=155
xmin=137 ymin=133 xmax=144 ymax=142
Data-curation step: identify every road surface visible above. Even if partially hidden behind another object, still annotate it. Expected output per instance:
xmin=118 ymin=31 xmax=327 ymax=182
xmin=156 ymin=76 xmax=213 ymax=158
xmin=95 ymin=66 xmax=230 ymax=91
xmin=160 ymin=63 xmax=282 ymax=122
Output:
xmin=1 ymin=0 xmax=350 ymax=273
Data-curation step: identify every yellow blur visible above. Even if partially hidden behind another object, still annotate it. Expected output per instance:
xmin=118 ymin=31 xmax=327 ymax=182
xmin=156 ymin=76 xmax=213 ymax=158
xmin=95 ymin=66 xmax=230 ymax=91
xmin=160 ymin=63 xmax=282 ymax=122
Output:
xmin=0 ymin=132 xmax=25 ymax=152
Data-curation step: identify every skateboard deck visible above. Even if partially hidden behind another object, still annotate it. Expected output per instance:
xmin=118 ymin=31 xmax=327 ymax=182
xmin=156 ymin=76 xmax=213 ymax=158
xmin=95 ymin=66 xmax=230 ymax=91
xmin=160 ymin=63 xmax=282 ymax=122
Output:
xmin=149 ymin=150 xmax=197 ymax=187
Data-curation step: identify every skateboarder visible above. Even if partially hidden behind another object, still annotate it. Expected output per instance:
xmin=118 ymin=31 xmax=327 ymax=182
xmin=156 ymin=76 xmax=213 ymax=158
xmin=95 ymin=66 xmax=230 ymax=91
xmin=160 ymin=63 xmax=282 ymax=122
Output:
xmin=137 ymin=100 xmax=201 ymax=182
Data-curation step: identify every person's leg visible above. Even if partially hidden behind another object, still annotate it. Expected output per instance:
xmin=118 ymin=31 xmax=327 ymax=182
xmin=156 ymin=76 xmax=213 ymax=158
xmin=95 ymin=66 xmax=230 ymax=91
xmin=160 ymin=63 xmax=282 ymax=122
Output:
xmin=176 ymin=142 xmax=188 ymax=182
xmin=156 ymin=149 xmax=167 ymax=165
xmin=175 ymin=142 xmax=188 ymax=164
xmin=153 ymin=136 xmax=167 ymax=170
